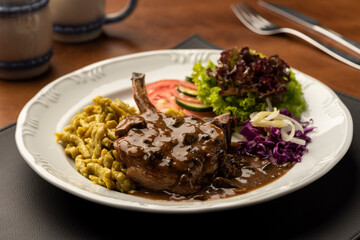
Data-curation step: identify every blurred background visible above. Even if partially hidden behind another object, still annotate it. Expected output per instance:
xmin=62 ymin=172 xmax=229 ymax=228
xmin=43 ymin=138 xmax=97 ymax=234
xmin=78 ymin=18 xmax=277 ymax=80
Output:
xmin=0 ymin=0 xmax=359 ymax=125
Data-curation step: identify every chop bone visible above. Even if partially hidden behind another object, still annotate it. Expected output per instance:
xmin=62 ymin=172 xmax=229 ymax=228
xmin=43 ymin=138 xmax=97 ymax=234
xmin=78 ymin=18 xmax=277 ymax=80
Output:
xmin=113 ymin=72 xmax=229 ymax=195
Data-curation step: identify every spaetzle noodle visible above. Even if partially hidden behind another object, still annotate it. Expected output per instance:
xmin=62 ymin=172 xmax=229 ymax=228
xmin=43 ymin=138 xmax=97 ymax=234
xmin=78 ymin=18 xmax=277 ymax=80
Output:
xmin=55 ymin=96 xmax=138 ymax=193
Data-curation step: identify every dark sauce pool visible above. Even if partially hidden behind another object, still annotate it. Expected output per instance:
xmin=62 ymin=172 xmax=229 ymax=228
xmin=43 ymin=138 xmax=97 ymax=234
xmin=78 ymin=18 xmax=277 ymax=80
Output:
xmin=130 ymin=155 xmax=295 ymax=201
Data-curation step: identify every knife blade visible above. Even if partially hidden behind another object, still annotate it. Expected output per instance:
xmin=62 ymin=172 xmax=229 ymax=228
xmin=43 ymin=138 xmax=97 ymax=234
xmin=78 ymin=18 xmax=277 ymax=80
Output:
xmin=259 ymin=0 xmax=360 ymax=54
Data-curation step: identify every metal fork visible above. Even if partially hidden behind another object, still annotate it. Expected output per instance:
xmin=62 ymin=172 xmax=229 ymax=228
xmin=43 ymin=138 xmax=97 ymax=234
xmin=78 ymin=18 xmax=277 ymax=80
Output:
xmin=231 ymin=1 xmax=360 ymax=70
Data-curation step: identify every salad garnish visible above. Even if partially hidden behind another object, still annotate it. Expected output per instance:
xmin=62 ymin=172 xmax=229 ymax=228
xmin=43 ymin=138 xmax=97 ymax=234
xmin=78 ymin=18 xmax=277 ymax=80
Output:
xmin=191 ymin=47 xmax=306 ymax=121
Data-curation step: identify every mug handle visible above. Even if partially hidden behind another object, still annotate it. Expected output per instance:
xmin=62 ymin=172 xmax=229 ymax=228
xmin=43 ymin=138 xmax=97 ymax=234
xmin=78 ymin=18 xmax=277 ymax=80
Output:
xmin=104 ymin=0 xmax=138 ymax=24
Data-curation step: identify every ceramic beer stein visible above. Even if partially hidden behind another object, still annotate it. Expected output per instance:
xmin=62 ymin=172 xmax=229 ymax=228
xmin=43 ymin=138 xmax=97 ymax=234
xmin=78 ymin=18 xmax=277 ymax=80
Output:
xmin=0 ymin=0 xmax=53 ymax=80
xmin=49 ymin=0 xmax=138 ymax=43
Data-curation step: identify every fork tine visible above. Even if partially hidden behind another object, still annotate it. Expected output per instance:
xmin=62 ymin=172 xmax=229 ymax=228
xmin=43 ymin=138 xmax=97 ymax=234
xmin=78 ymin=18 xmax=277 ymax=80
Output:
xmin=231 ymin=1 xmax=277 ymax=34
xmin=231 ymin=2 xmax=254 ymax=30
xmin=240 ymin=1 xmax=272 ymax=26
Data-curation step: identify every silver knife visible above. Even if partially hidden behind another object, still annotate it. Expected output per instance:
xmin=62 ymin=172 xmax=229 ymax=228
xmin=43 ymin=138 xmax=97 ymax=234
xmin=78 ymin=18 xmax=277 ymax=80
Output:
xmin=259 ymin=0 xmax=360 ymax=55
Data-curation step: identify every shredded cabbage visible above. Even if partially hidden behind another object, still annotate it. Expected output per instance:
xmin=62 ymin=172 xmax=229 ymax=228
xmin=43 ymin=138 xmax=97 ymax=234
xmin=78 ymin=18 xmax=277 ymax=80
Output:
xmin=236 ymin=108 xmax=314 ymax=164
xmin=250 ymin=107 xmax=306 ymax=144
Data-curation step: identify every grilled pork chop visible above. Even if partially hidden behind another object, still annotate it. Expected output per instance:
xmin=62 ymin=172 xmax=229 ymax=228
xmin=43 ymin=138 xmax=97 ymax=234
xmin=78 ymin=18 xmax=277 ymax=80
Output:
xmin=113 ymin=73 xmax=229 ymax=195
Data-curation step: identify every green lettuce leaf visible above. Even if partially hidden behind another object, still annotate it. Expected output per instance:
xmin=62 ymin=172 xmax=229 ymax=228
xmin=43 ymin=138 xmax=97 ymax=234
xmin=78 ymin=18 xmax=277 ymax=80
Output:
xmin=279 ymin=69 xmax=306 ymax=118
xmin=192 ymin=60 xmax=267 ymax=121
xmin=192 ymin=60 xmax=306 ymax=121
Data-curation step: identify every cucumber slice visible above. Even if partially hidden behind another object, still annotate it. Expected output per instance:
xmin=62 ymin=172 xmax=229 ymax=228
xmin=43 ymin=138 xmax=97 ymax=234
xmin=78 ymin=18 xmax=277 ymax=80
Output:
xmin=177 ymin=85 xmax=198 ymax=97
xmin=175 ymin=97 xmax=212 ymax=112
xmin=185 ymin=76 xmax=193 ymax=83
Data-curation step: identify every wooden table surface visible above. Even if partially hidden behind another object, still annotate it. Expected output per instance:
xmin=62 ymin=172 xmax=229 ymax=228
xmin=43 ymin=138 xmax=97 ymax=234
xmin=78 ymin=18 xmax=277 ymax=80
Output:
xmin=1 ymin=0 xmax=359 ymax=128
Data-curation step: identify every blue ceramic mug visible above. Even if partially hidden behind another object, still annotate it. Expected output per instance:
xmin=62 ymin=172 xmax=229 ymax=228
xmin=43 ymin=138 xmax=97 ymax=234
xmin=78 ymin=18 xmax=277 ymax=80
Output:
xmin=49 ymin=0 xmax=137 ymax=43
xmin=0 ymin=0 xmax=53 ymax=79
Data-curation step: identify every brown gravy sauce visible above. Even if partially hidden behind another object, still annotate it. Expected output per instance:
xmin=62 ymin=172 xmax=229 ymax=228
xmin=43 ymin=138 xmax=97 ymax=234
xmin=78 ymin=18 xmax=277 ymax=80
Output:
xmin=130 ymin=155 xmax=295 ymax=201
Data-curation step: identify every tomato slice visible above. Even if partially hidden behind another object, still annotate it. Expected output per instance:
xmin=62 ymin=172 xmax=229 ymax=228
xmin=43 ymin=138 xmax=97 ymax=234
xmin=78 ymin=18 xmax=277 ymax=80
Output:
xmin=178 ymin=80 xmax=197 ymax=90
xmin=146 ymin=79 xmax=182 ymax=111
xmin=146 ymin=79 xmax=216 ymax=118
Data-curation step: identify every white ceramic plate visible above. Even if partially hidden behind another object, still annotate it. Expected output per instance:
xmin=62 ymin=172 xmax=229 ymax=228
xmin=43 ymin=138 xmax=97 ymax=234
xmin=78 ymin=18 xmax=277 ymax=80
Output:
xmin=15 ymin=49 xmax=353 ymax=213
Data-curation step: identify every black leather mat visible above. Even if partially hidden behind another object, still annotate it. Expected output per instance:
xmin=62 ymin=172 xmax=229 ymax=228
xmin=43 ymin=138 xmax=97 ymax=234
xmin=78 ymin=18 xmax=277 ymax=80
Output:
xmin=1 ymin=35 xmax=359 ymax=240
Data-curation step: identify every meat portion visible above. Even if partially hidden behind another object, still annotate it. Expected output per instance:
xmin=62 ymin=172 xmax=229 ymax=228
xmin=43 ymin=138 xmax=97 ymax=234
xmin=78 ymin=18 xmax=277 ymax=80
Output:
xmin=113 ymin=73 xmax=228 ymax=195
xmin=204 ymin=113 xmax=237 ymax=149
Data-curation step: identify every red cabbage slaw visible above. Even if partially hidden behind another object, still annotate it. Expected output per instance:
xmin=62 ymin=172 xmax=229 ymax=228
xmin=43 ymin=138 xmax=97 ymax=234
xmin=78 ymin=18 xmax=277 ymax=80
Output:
xmin=235 ymin=108 xmax=315 ymax=165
